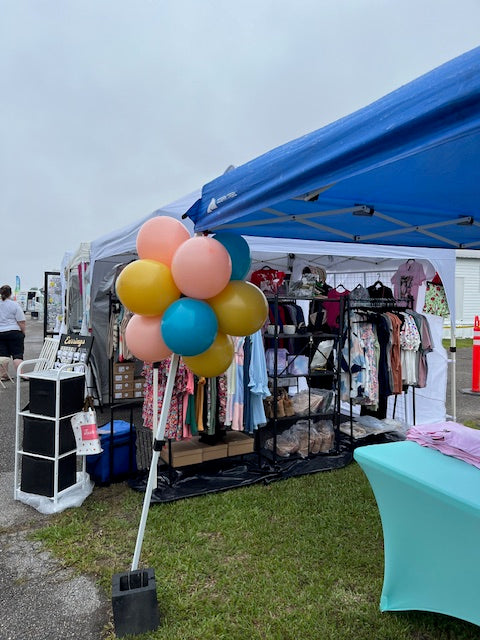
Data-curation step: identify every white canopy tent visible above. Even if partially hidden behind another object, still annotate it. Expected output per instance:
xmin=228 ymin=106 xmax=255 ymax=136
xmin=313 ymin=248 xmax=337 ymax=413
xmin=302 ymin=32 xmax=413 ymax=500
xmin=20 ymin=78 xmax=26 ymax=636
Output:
xmin=76 ymin=189 xmax=454 ymax=422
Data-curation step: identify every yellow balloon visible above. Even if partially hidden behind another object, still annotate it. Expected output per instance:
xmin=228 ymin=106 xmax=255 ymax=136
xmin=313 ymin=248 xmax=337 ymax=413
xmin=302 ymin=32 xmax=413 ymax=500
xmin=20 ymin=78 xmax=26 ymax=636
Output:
xmin=115 ymin=259 xmax=180 ymax=316
xmin=207 ymin=280 xmax=268 ymax=336
xmin=183 ymin=332 xmax=234 ymax=378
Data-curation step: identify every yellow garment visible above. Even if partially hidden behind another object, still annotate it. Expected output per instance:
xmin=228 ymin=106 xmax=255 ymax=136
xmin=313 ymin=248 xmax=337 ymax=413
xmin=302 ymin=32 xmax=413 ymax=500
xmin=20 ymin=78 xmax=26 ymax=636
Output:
xmin=195 ymin=377 xmax=206 ymax=432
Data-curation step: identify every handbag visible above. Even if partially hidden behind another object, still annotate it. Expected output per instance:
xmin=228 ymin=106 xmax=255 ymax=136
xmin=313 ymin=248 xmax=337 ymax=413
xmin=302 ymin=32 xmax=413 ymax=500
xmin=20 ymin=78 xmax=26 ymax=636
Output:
xmin=310 ymin=340 xmax=334 ymax=370
xmin=70 ymin=397 xmax=103 ymax=455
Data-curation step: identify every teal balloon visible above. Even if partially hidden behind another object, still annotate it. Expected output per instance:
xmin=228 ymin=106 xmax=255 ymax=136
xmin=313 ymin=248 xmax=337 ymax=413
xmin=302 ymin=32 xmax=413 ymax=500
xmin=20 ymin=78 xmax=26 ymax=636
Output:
xmin=213 ymin=232 xmax=251 ymax=281
xmin=161 ymin=298 xmax=218 ymax=356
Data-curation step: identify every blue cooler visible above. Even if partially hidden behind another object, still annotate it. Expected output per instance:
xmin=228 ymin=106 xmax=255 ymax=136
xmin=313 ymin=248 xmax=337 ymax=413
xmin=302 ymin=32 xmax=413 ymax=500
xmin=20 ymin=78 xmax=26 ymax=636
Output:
xmin=86 ymin=420 xmax=137 ymax=483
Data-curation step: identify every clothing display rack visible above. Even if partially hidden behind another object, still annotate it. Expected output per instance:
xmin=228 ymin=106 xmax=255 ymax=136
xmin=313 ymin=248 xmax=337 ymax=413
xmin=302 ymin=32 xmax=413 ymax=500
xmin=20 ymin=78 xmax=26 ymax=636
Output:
xmin=342 ymin=296 xmax=423 ymax=439
xmin=258 ymin=293 xmax=351 ymax=468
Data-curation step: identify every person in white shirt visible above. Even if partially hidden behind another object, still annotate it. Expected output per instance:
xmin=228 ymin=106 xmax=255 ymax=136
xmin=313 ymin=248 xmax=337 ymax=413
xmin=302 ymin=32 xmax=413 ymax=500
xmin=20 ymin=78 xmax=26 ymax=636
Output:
xmin=0 ymin=285 xmax=26 ymax=379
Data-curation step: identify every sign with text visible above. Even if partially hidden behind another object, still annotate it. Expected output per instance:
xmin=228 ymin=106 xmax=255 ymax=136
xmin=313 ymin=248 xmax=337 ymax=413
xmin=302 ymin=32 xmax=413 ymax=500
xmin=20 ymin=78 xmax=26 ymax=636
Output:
xmin=55 ymin=333 xmax=94 ymax=372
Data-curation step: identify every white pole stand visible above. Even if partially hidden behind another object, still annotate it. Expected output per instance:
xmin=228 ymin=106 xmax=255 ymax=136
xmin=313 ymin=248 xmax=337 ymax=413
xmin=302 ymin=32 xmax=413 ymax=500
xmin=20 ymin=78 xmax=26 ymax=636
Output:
xmin=152 ymin=363 xmax=159 ymax=490
xmin=111 ymin=354 xmax=179 ymax=638
xmin=132 ymin=353 xmax=179 ymax=569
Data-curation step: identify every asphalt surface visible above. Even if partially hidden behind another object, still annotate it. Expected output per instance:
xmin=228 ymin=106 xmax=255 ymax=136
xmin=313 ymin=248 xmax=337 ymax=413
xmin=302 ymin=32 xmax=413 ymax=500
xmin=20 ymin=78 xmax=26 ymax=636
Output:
xmin=0 ymin=318 xmax=110 ymax=640
xmin=0 ymin=319 xmax=478 ymax=640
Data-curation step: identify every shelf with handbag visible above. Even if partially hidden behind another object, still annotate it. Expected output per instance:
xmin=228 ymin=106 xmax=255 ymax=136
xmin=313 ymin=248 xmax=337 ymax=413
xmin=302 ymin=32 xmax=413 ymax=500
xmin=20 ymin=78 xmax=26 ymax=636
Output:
xmin=14 ymin=361 xmax=90 ymax=507
xmin=259 ymin=292 xmax=351 ymax=468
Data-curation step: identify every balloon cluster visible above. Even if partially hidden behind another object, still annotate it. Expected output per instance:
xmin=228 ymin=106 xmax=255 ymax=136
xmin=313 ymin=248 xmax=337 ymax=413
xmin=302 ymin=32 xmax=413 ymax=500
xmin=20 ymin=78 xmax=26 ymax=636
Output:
xmin=116 ymin=217 xmax=268 ymax=378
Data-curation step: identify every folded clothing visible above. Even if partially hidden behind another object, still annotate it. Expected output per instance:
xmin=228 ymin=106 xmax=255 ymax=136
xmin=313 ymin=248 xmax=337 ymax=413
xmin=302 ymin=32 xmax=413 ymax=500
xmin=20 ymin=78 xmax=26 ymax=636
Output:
xmin=406 ymin=421 xmax=480 ymax=469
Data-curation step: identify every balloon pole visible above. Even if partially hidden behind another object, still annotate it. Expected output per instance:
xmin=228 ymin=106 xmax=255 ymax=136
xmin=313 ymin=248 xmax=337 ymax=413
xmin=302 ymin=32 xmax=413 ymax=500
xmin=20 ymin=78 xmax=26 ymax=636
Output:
xmin=152 ymin=363 xmax=159 ymax=490
xmin=131 ymin=354 xmax=179 ymax=571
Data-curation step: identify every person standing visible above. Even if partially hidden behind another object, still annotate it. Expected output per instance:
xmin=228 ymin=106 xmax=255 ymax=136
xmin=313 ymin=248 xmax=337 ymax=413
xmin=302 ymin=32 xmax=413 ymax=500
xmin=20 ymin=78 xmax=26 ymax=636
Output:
xmin=0 ymin=285 xmax=26 ymax=379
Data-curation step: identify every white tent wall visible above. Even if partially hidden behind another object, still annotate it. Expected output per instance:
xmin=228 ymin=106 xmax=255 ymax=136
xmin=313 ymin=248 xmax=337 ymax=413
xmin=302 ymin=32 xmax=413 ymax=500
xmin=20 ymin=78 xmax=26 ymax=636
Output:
xmin=62 ymin=242 xmax=91 ymax=333
xmin=248 ymin=238 xmax=454 ymax=426
xmin=385 ymin=314 xmax=448 ymax=425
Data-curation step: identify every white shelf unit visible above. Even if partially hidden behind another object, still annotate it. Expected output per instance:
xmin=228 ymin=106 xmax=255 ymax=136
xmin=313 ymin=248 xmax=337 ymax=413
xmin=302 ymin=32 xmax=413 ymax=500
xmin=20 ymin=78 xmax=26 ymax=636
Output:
xmin=14 ymin=360 xmax=87 ymax=506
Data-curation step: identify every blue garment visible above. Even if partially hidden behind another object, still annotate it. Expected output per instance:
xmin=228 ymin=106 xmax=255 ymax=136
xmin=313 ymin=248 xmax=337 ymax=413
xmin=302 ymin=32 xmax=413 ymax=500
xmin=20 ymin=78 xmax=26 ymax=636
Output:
xmin=247 ymin=330 xmax=270 ymax=431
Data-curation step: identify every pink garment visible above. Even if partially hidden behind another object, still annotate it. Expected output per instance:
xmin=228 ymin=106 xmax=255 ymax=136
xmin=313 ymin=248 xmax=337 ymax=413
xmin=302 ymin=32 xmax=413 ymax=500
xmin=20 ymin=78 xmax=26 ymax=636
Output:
xmin=406 ymin=422 xmax=480 ymax=469
xmin=324 ymin=288 xmax=350 ymax=329
xmin=391 ymin=260 xmax=426 ymax=307
xmin=231 ymin=337 xmax=244 ymax=431
xmin=182 ymin=370 xmax=195 ymax=439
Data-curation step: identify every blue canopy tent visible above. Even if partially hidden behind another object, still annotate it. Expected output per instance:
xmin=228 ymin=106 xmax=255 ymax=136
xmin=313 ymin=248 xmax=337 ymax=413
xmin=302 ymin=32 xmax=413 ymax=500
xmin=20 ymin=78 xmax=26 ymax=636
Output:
xmin=186 ymin=46 xmax=480 ymax=422
xmin=186 ymin=46 xmax=480 ymax=251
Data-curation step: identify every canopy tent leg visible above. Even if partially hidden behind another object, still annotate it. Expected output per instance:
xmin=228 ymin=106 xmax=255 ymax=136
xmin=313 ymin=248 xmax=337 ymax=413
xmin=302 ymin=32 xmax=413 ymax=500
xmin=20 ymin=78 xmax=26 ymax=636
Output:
xmin=450 ymin=324 xmax=456 ymax=421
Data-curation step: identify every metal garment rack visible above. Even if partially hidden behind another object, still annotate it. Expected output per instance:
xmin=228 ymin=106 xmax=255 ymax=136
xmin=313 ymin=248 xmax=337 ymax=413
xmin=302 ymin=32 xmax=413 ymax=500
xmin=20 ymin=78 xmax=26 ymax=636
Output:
xmin=343 ymin=297 xmax=416 ymax=433
xmin=264 ymin=293 xmax=344 ymax=464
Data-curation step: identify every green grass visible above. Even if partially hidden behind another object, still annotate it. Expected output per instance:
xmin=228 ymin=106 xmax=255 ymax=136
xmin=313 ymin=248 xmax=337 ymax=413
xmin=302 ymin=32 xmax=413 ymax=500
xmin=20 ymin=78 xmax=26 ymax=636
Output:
xmin=33 ymin=463 xmax=480 ymax=640
xmin=442 ymin=338 xmax=472 ymax=349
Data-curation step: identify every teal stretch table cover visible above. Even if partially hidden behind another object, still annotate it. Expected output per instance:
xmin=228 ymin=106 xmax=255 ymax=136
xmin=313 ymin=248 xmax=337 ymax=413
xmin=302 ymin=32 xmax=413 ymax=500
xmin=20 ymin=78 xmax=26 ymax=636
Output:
xmin=354 ymin=440 xmax=480 ymax=626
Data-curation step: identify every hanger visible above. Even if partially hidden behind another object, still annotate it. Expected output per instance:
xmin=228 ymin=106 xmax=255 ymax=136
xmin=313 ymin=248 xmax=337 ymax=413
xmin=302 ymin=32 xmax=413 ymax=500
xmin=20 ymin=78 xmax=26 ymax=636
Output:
xmin=335 ymin=283 xmax=347 ymax=292
xmin=370 ymin=280 xmax=384 ymax=289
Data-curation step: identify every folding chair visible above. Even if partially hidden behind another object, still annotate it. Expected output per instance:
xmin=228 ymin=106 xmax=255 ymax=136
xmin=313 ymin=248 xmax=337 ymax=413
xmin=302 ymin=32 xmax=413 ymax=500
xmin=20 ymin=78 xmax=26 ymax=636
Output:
xmin=33 ymin=337 xmax=60 ymax=372
xmin=0 ymin=356 xmax=15 ymax=387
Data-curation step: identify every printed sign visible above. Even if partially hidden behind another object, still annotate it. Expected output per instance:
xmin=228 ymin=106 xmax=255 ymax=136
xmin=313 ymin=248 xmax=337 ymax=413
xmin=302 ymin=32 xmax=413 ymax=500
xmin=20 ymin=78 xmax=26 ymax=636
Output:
xmin=55 ymin=333 xmax=94 ymax=371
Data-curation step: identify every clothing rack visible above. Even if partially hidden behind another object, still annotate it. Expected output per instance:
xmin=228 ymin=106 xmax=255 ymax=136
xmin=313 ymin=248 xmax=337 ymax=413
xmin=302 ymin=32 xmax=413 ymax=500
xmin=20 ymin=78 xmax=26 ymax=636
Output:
xmin=344 ymin=297 xmax=418 ymax=434
xmin=348 ymin=297 xmax=413 ymax=310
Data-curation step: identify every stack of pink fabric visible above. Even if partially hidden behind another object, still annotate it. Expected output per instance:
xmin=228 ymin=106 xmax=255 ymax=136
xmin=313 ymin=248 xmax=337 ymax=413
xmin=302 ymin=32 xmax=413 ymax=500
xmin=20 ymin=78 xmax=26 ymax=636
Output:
xmin=406 ymin=421 xmax=480 ymax=469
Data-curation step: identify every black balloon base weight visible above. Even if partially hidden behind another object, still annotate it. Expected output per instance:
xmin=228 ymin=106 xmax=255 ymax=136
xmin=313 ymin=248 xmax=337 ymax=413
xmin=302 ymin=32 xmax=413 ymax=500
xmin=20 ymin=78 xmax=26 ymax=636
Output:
xmin=111 ymin=568 xmax=160 ymax=637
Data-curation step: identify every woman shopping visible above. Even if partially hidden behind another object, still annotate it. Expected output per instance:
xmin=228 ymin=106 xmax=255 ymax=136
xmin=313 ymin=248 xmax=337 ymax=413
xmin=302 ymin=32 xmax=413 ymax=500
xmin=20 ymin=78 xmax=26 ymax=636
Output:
xmin=0 ymin=285 xmax=26 ymax=380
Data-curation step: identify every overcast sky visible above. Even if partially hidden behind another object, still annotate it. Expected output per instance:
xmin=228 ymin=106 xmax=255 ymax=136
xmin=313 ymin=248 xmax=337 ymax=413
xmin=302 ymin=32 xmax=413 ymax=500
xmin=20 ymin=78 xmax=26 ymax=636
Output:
xmin=2 ymin=0 xmax=480 ymax=291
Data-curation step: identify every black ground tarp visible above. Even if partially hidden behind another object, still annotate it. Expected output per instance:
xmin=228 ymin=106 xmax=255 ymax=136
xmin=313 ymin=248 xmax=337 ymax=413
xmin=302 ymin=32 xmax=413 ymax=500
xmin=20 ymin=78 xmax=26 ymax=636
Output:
xmin=129 ymin=448 xmax=354 ymax=503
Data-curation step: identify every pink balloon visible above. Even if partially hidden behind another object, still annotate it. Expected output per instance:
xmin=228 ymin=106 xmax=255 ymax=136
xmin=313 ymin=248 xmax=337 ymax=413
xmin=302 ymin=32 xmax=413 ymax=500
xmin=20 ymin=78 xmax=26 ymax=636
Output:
xmin=136 ymin=216 xmax=191 ymax=266
xmin=171 ymin=236 xmax=232 ymax=299
xmin=125 ymin=314 xmax=172 ymax=363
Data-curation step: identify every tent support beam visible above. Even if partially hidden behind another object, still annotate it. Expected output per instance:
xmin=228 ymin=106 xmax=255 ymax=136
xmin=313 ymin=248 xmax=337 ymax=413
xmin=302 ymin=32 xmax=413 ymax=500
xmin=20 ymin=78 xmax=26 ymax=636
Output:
xmin=355 ymin=214 xmax=470 ymax=247
xmin=450 ymin=326 xmax=457 ymax=421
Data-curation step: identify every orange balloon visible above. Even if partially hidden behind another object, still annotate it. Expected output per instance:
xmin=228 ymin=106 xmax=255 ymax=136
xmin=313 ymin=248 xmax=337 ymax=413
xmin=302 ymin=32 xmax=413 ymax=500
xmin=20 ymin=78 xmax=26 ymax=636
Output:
xmin=183 ymin=332 xmax=234 ymax=378
xmin=125 ymin=314 xmax=172 ymax=362
xmin=136 ymin=216 xmax=191 ymax=266
xmin=207 ymin=280 xmax=268 ymax=336
xmin=171 ymin=236 xmax=232 ymax=299
xmin=115 ymin=259 xmax=180 ymax=316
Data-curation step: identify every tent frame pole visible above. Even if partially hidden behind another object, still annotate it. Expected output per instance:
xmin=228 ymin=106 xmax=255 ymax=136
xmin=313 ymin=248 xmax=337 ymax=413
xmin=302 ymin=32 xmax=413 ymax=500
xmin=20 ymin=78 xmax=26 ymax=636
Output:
xmin=450 ymin=324 xmax=457 ymax=421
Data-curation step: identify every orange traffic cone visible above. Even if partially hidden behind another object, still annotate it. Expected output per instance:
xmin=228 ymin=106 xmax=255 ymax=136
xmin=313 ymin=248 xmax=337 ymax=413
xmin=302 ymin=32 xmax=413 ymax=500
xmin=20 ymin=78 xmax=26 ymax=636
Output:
xmin=471 ymin=316 xmax=480 ymax=393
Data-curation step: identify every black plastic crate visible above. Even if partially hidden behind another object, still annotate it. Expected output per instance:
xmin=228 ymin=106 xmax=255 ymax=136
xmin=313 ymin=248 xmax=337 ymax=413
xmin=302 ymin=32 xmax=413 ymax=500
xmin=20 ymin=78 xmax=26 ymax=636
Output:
xmin=29 ymin=373 xmax=85 ymax=417
xmin=20 ymin=453 xmax=76 ymax=497
xmin=22 ymin=416 xmax=76 ymax=457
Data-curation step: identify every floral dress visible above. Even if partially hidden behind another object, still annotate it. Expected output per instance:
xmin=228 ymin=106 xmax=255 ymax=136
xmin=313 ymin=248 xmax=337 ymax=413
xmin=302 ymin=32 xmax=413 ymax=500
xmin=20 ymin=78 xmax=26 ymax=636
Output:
xmin=142 ymin=359 xmax=190 ymax=440
xmin=423 ymin=282 xmax=449 ymax=318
